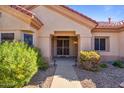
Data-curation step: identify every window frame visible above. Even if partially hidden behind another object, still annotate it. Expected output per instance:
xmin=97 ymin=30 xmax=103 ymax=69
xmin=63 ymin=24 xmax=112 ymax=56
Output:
xmin=21 ymin=31 xmax=33 ymax=46
xmin=0 ymin=32 xmax=14 ymax=42
xmin=94 ymin=36 xmax=110 ymax=52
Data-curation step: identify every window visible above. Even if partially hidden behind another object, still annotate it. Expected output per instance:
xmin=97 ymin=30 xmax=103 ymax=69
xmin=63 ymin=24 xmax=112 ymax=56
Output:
xmin=94 ymin=37 xmax=109 ymax=51
xmin=1 ymin=33 xmax=14 ymax=42
xmin=24 ymin=34 xmax=33 ymax=46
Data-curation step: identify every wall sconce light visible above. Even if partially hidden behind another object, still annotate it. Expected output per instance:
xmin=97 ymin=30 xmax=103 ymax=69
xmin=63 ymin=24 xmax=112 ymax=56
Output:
xmin=73 ymin=41 xmax=78 ymax=44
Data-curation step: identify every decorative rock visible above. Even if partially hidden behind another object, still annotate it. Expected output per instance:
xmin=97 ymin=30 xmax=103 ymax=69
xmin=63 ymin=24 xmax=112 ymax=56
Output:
xmin=81 ymin=79 xmax=96 ymax=88
xmin=120 ymin=82 xmax=124 ymax=88
xmin=23 ymin=85 xmax=39 ymax=88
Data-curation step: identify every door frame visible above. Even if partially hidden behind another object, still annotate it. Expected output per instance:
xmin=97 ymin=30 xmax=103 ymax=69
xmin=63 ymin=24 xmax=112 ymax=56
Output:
xmin=56 ymin=37 xmax=70 ymax=57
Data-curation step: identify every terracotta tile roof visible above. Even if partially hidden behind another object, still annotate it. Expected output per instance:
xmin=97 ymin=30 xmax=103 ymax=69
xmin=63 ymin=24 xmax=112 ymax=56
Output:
xmin=19 ymin=5 xmax=97 ymax=24
xmin=10 ymin=5 xmax=34 ymax=17
xmin=9 ymin=5 xmax=43 ymax=29
xmin=22 ymin=5 xmax=97 ymax=24
xmin=9 ymin=5 xmax=124 ymax=30
xmin=60 ymin=5 xmax=97 ymax=24
xmin=61 ymin=6 xmax=124 ymax=29
xmin=96 ymin=21 xmax=124 ymax=29
xmin=19 ymin=5 xmax=38 ymax=10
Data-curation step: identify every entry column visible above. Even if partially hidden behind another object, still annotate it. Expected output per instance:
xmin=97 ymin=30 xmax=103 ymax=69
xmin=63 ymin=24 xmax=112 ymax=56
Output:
xmin=80 ymin=36 xmax=92 ymax=50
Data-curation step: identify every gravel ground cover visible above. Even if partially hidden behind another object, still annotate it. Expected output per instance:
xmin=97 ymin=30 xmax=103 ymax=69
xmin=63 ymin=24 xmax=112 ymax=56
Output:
xmin=24 ymin=65 xmax=56 ymax=88
xmin=74 ymin=62 xmax=124 ymax=88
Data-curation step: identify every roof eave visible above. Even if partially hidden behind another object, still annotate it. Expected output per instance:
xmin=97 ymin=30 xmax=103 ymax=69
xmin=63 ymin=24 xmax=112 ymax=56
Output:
xmin=0 ymin=5 xmax=43 ymax=30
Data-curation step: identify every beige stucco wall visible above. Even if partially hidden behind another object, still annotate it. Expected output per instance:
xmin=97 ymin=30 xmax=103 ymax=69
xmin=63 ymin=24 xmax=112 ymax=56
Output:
xmin=0 ymin=6 xmax=122 ymax=62
xmin=119 ymin=31 xmax=124 ymax=59
xmin=69 ymin=37 xmax=78 ymax=56
xmin=0 ymin=11 xmax=31 ymax=30
xmin=92 ymin=32 xmax=120 ymax=61
xmin=0 ymin=11 xmax=37 ymax=46
xmin=32 ymin=6 xmax=93 ymax=61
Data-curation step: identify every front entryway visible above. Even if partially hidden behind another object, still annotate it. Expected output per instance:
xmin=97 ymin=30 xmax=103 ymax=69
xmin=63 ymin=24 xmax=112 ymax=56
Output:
xmin=50 ymin=58 xmax=82 ymax=88
xmin=51 ymin=34 xmax=79 ymax=87
xmin=51 ymin=35 xmax=79 ymax=59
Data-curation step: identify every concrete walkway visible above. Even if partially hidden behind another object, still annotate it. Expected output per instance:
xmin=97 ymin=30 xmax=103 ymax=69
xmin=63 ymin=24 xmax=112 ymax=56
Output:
xmin=51 ymin=58 xmax=82 ymax=88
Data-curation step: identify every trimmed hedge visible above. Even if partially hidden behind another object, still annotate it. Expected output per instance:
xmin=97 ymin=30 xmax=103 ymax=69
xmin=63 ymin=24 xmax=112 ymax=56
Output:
xmin=0 ymin=41 xmax=48 ymax=88
xmin=80 ymin=50 xmax=101 ymax=71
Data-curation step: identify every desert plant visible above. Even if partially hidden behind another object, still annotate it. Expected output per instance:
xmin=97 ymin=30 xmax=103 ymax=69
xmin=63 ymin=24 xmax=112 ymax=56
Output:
xmin=0 ymin=41 xmax=48 ymax=88
xmin=80 ymin=50 xmax=101 ymax=71
xmin=112 ymin=60 xmax=124 ymax=68
xmin=100 ymin=63 xmax=108 ymax=68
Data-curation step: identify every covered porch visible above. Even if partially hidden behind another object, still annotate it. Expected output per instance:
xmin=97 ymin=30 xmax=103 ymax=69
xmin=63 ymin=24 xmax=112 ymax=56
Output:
xmin=50 ymin=31 xmax=80 ymax=60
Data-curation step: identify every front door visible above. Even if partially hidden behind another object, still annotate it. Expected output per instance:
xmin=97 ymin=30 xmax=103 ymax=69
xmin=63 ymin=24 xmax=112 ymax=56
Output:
xmin=56 ymin=38 xmax=69 ymax=56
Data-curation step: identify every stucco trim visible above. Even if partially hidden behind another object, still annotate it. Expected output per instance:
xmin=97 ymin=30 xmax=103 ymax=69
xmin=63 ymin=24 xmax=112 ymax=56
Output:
xmin=8 ymin=5 xmax=124 ymax=32
xmin=0 ymin=29 xmax=32 ymax=31
xmin=100 ymin=55 xmax=122 ymax=62
xmin=0 ymin=6 xmax=43 ymax=30
xmin=43 ymin=5 xmax=97 ymax=29
xmin=53 ymin=31 xmax=76 ymax=36
xmin=21 ymin=5 xmax=97 ymax=29
xmin=92 ymin=28 xmax=124 ymax=33
xmin=25 ymin=5 xmax=40 ymax=10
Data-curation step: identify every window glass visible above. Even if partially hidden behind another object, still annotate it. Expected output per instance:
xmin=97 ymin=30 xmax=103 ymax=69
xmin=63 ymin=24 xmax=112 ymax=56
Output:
xmin=1 ymin=33 xmax=14 ymax=42
xmin=94 ymin=37 xmax=108 ymax=51
xmin=24 ymin=34 xmax=33 ymax=46
xmin=95 ymin=38 xmax=99 ymax=50
xmin=100 ymin=38 xmax=105 ymax=50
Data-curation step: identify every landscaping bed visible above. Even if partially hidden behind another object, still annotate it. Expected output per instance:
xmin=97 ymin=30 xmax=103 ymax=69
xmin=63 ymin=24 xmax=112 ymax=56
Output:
xmin=24 ymin=65 xmax=56 ymax=88
xmin=74 ymin=62 xmax=124 ymax=88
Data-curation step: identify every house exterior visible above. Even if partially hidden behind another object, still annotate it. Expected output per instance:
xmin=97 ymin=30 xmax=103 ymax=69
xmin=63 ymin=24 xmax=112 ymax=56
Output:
xmin=0 ymin=5 xmax=124 ymax=62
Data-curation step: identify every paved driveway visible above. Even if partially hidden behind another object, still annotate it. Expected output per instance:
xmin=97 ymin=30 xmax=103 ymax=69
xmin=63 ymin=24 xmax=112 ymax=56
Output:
xmin=50 ymin=58 xmax=82 ymax=88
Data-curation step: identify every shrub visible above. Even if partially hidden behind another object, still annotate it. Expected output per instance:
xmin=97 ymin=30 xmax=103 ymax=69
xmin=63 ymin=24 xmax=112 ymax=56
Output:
xmin=80 ymin=50 xmax=101 ymax=71
xmin=100 ymin=63 xmax=108 ymax=68
xmin=80 ymin=50 xmax=100 ymax=63
xmin=0 ymin=41 xmax=48 ymax=88
xmin=112 ymin=60 xmax=124 ymax=68
xmin=33 ymin=48 xmax=48 ymax=70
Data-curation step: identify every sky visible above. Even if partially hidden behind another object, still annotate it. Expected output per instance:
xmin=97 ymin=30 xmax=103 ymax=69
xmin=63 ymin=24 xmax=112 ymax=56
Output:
xmin=68 ymin=5 xmax=124 ymax=22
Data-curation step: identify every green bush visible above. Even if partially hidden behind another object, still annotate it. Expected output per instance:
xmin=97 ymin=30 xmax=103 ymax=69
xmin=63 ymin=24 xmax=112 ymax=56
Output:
xmin=0 ymin=41 xmax=48 ymax=88
xmin=112 ymin=60 xmax=124 ymax=68
xmin=100 ymin=63 xmax=108 ymax=68
xmin=80 ymin=50 xmax=101 ymax=63
xmin=33 ymin=48 xmax=48 ymax=70
xmin=80 ymin=50 xmax=101 ymax=71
